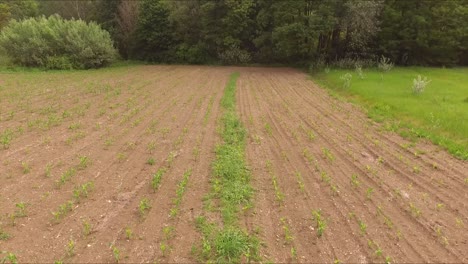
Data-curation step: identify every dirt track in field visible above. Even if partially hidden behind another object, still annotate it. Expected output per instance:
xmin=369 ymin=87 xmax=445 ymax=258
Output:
xmin=0 ymin=65 xmax=466 ymax=263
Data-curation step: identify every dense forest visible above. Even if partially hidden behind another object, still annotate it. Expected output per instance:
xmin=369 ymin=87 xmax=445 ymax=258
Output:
xmin=0 ymin=0 xmax=467 ymax=66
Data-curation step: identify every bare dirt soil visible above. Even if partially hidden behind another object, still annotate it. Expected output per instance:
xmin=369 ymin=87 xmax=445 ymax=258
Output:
xmin=0 ymin=66 xmax=466 ymax=263
xmin=236 ymin=67 xmax=467 ymax=263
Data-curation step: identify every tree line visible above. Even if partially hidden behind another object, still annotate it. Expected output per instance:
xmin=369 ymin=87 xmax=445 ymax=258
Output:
xmin=1 ymin=0 xmax=467 ymax=66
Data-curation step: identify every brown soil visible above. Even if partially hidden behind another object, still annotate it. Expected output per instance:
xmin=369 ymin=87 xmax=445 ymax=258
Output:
xmin=0 ymin=66 xmax=466 ymax=263
xmin=236 ymin=67 xmax=467 ymax=263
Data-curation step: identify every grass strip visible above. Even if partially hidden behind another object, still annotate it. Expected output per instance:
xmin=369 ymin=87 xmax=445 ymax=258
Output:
xmin=193 ymin=72 xmax=260 ymax=263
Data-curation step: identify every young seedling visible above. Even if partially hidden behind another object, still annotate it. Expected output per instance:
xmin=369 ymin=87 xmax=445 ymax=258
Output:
xmin=83 ymin=220 xmax=92 ymax=236
xmin=311 ymin=210 xmax=326 ymax=237
xmin=117 ymin=227 xmax=129 ymax=242
xmin=0 ymin=228 xmax=11 ymax=240
xmin=147 ymin=141 xmax=156 ymax=153
xmin=358 ymin=219 xmax=367 ymax=234
xmin=21 ymin=161 xmax=31 ymax=174
xmin=151 ymin=168 xmax=166 ymax=191
xmin=45 ymin=163 xmax=52 ymax=178
xmin=160 ymin=242 xmax=169 ymax=257
xmin=264 ymin=123 xmax=272 ymax=136
xmin=15 ymin=202 xmax=28 ymax=217
xmin=0 ymin=252 xmax=17 ymax=264
xmin=77 ymin=156 xmax=89 ymax=170
xmin=66 ymin=239 xmax=75 ymax=257
xmin=322 ymin=147 xmax=335 ymax=162
xmin=366 ymin=188 xmax=374 ymax=200
xmin=295 ymin=171 xmax=305 ymax=192
xmin=409 ymin=203 xmax=421 ymax=217
xmin=280 ymin=217 xmax=294 ymax=244
xmin=138 ymin=198 xmax=151 ymax=217
xmin=146 ymin=157 xmax=155 ymax=166
xmin=350 ymin=174 xmax=360 ymax=188
xmin=110 ymin=244 xmax=120 ymax=263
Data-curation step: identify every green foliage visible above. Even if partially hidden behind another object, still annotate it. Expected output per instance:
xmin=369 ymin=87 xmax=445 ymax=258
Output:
xmin=134 ymin=0 xmax=173 ymax=61
xmin=0 ymin=14 xmax=116 ymax=69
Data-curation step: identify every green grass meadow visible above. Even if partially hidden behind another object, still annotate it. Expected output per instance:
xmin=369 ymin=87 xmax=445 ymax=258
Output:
xmin=313 ymin=67 xmax=468 ymax=160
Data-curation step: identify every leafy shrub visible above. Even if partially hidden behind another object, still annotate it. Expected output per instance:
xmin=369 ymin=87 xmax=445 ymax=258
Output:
xmin=0 ymin=15 xmax=116 ymax=69
xmin=412 ymin=75 xmax=431 ymax=94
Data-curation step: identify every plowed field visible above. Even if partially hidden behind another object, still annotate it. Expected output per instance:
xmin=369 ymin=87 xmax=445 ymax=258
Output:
xmin=0 ymin=66 xmax=466 ymax=263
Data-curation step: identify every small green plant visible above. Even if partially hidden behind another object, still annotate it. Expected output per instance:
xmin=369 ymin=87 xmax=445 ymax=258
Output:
xmin=66 ymin=239 xmax=75 ymax=257
xmin=291 ymin=246 xmax=297 ymax=260
xmin=21 ymin=161 xmax=31 ymax=174
xmin=0 ymin=129 xmax=13 ymax=149
xmin=322 ymin=147 xmax=335 ymax=162
xmin=264 ymin=123 xmax=272 ymax=136
xmin=435 ymin=203 xmax=445 ymax=211
xmin=358 ymin=219 xmax=367 ymax=234
xmin=138 ymin=198 xmax=151 ymax=217
xmin=117 ymin=152 xmax=126 ymax=162
xmin=295 ymin=171 xmax=305 ymax=192
xmin=146 ymin=157 xmax=155 ymax=165
xmin=151 ymin=168 xmax=166 ymax=191
xmin=280 ymin=218 xmax=294 ymax=244
xmin=0 ymin=228 xmax=11 ymax=240
xmin=110 ymin=244 xmax=120 ymax=262
xmin=72 ymin=181 xmax=94 ymax=202
xmin=409 ymin=203 xmax=421 ymax=217
xmin=311 ymin=209 xmax=326 ymax=237
xmin=15 ymin=202 xmax=28 ymax=217
xmin=350 ymin=174 xmax=360 ymax=188
xmin=83 ymin=220 xmax=92 ymax=236
xmin=0 ymin=251 xmax=17 ymax=264
xmin=77 ymin=155 xmax=89 ymax=170
xmin=163 ymin=226 xmax=175 ymax=240
xmin=160 ymin=242 xmax=169 ymax=257
xmin=45 ymin=163 xmax=52 ymax=177
xmin=147 ymin=141 xmax=156 ymax=153
xmin=56 ymin=167 xmax=77 ymax=187
xmin=125 ymin=227 xmax=133 ymax=239
xmin=366 ymin=188 xmax=374 ymax=200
